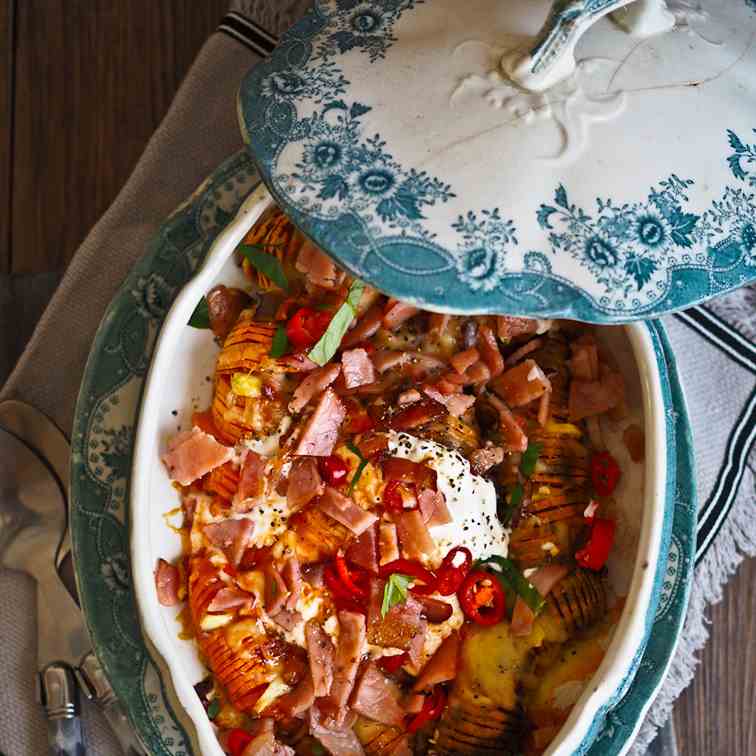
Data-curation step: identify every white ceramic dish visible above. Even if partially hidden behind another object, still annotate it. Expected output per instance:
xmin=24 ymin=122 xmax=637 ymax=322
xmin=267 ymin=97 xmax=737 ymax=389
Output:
xmin=131 ymin=185 xmax=667 ymax=756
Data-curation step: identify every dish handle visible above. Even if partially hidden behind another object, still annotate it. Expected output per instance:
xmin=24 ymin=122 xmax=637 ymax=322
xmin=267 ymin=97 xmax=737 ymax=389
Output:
xmin=501 ymin=0 xmax=668 ymax=92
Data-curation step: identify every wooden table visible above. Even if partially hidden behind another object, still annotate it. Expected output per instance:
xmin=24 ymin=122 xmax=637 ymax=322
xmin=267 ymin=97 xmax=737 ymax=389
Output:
xmin=1 ymin=2 xmax=753 ymax=754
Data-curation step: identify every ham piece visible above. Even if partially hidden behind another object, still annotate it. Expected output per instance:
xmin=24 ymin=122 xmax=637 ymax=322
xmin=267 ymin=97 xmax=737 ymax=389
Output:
xmin=568 ymin=370 xmax=624 ymax=421
xmin=241 ymin=719 xmax=295 ymax=756
xmin=233 ymin=450 xmax=266 ymax=512
xmin=342 ymin=304 xmax=384 ymax=348
xmin=395 ymin=510 xmax=437 ymax=562
xmin=205 ymin=285 xmax=250 ymax=341
xmin=207 ymin=586 xmax=252 ymax=612
xmin=346 ymin=523 xmax=379 ymax=573
xmin=309 ymin=703 xmax=365 ymax=756
xmin=496 ymin=316 xmax=547 ymax=342
xmin=202 ymin=518 xmax=254 ymax=565
xmin=162 ymin=427 xmax=233 ymax=486
xmin=318 ymin=487 xmax=379 ymax=536
xmin=382 ymin=299 xmax=419 ymax=330
xmin=379 ymin=523 xmax=400 ymax=566
xmin=367 ymin=580 xmax=426 ymax=652
xmin=296 ymin=239 xmax=342 ymax=289
xmin=329 ymin=611 xmax=367 ymax=710
xmin=294 ymin=388 xmax=346 ymax=456
xmin=342 ymin=348 xmax=376 ymax=389
xmin=372 ymin=349 xmax=409 ymax=374
xmin=418 ymin=489 xmax=452 ymax=528
xmin=511 ymin=564 xmax=570 ymax=637
xmin=477 ymin=325 xmax=505 ymax=377
xmin=271 ymin=608 xmax=302 ymax=632
xmin=491 ymin=359 xmax=552 ymax=407
xmin=267 ymin=675 xmax=315 ymax=718
xmin=263 ymin=563 xmax=289 ymax=615
xmin=486 ymin=394 xmax=528 ymax=453
xmin=305 ymin=621 xmax=336 ymax=697
xmin=569 ymin=343 xmax=599 ymax=380
xmin=397 ymin=389 xmax=421 ymax=405
xmin=422 ymin=385 xmax=475 ymax=417
xmin=413 ymin=631 xmax=460 ymax=692
xmin=155 ymin=559 xmax=180 ymax=606
xmin=505 ymin=337 xmax=544 ymax=366
xmin=386 ymin=398 xmax=447 ymax=431
xmin=349 ymin=663 xmax=405 ymax=726
xmin=451 ymin=347 xmax=480 ymax=375
xmin=287 ymin=457 xmax=324 ymax=510
xmin=289 ymin=364 xmax=341 ymax=414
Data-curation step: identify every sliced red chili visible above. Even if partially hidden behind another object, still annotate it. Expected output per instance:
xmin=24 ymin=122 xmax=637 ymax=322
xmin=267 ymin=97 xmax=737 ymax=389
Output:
xmin=323 ymin=564 xmax=368 ymax=614
xmin=319 ymin=455 xmax=349 ymax=487
xmin=435 ymin=546 xmax=473 ymax=596
xmin=377 ymin=652 xmax=409 ymax=674
xmin=590 ymin=451 xmax=621 ymax=497
xmin=226 ymin=728 xmax=253 ymax=756
xmin=379 ymin=559 xmax=437 ymax=595
xmin=381 ymin=479 xmax=418 ymax=513
xmin=458 ymin=570 xmax=506 ymax=626
xmin=575 ymin=517 xmax=616 ymax=571
xmin=334 ymin=553 xmax=368 ymax=598
xmin=286 ymin=307 xmax=332 ymax=349
xmin=407 ymin=685 xmax=447 ymax=733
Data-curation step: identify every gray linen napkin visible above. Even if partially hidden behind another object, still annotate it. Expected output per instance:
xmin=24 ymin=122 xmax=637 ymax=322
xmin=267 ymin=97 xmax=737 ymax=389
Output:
xmin=0 ymin=2 xmax=754 ymax=754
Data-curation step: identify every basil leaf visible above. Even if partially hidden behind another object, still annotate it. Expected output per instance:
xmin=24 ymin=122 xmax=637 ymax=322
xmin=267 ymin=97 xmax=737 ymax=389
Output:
xmin=520 ymin=441 xmax=542 ymax=477
xmin=206 ymin=698 xmax=221 ymax=720
xmin=381 ymin=573 xmax=413 ymax=617
xmin=308 ymin=279 xmax=365 ymax=366
xmin=346 ymin=441 xmax=369 ymax=495
xmin=474 ymin=555 xmax=546 ymax=613
xmin=238 ymin=244 xmax=289 ymax=292
xmin=269 ymin=324 xmax=289 ymax=358
xmin=188 ymin=297 xmax=211 ymax=329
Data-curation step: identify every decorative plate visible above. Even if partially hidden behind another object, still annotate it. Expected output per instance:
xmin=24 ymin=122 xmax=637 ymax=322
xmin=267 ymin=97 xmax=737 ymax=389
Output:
xmin=237 ymin=0 xmax=756 ymax=322
xmin=70 ymin=150 xmax=695 ymax=755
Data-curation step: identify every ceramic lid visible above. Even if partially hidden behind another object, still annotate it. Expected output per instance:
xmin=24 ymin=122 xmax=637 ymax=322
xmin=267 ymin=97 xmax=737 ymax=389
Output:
xmin=238 ymin=0 xmax=756 ymax=322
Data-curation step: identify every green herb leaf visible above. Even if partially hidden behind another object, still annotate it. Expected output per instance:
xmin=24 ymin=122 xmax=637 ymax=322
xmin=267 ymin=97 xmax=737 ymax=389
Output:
xmin=238 ymin=244 xmax=289 ymax=292
xmin=269 ymin=324 xmax=289 ymax=358
xmin=381 ymin=573 xmax=413 ymax=617
xmin=308 ymin=279 xmax=365 ymax=366
xmin=188 ymin=297 xmax=211 ymax=329
xmin=206 ymin=698 xmax=221 ymax=720
xmin=474 ymin=555 xmax=546 ymax=614
xmin=347 ymin=441 xmax=369 ymax=495
xmin=520 ymin=441 xmax=542 ymax=477
xmin=312 ymin=743 xmax=327 ymax=756
xmin=498 ymin=482 xmax=523 ymax=526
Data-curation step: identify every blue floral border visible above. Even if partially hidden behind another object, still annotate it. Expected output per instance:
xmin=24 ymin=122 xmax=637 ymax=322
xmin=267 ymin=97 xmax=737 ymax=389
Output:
xmin=238 ymin=0 xmax=756 ymax=320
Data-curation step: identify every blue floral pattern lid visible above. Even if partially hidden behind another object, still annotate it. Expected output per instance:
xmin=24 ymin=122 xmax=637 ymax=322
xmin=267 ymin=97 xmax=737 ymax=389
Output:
xmin=238 ymin=0 xmax=756 ymax=321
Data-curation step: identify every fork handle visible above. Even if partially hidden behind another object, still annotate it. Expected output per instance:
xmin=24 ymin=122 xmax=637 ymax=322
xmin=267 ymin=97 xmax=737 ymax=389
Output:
xmin=40 ymin=663 xmax=86 ymax=756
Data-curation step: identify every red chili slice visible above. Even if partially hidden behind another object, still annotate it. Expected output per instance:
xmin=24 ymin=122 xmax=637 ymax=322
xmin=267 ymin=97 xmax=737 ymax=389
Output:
xmin=286 ymin=307 xmax=332 ymax=349
xmin=381 ymin=479 xmax=418 ymax=513
xmin=407 ymin=685 xmax=447 ymax=733
xmin=319 ymin=455 xmax=349 ymax=487
xmin=458 ymin=570 xmax=506 ymax=626
xmin=226 ymin=729 xmax=253 ymax=756
xmin=575 ymin=517 xmax=616 ymax=571
xmin=334 ymin=553 xmax=368 ymax=598
xmin=379 ymin=559 xmax=437 ymax=595
xmin=377 ymin=652 xmax=409 ymax=674
xmin=590 ymin=451 xmax=621 ymax=496
xmin=435 ymin=546 xmax=473 ymax=596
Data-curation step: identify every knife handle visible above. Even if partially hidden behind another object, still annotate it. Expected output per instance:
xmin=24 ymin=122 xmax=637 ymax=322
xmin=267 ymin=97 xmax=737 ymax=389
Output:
xmin=39 ymin=663 xmax=86 ymax=756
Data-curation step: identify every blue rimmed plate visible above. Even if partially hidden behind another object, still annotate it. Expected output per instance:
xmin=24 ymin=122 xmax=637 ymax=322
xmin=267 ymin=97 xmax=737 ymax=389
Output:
xmin=70 ymin=150 xmax=695 ymax=755
xmin=237 ymin=0 xmax=756 ymax=321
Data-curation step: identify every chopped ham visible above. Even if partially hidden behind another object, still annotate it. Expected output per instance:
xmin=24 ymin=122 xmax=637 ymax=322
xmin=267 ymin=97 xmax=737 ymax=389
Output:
xmin=162 ymin=427 xmax=233 ymax=486
xmin=272 ymin=608 xmax=303 ymax=632
xmin=282 ymin=556 xmax=302 ymax=611
xmin=318 ymin=487 xmax=379 ymax=535
xmin=294 ymin=388 xmax=346 ymax=456
xmin=241 ymin=725 xmax=295 ymax=756
xmin=310 ymin=703 xmax=365 ymax=756
xmin=205 ymin=285 xmax=251 ymax=341
xmin=395 ymin=510 xmax=437 ymax=562
xmin=349 ymin=663 xmax=405 ymax=726
xmin=289 ymin=364 xmax=342 ymax=414
xmin=341 ymin=348 xmax=376 ymax=389
xmin=233 ymin=450 xmax=266 ymax=511
xmin=422 ymin=385 xmax=475 ymax=417
xmin=491 ymin=359 xmax=551 ymax=407
xmin=296 ymin=239 xmax=342 ymax=289
xmin=537 ymin=389 xmax=551 ymax=427
xmin=569 ymin=343 xmax=599 ymax=381
xmin=418 ymin=489 xmax=452 ymax=527
xmin=367 ymin=580 xmax=426 ymax=652
xmin=476 ymin=325 xmax=505 ymax=378
xmin=511 ymin=565 xmax=569 ymax=637
xmin=287 ymin=457 xmax=324 ymax=510
xmin=372 ymin=350 xmax=409 ymax=373
xmin=305 ymin=621 xmax=336 ymax=697
xmin=451 ymin=348 xmax=480 ymax=375
xmin=207 ymin=586 xmax=252 ymax=612
xmin=469 ymin=445 xmax=505 ymax=475
xmin=413 ymin=631 xmax=460 ymax=692
xmin=329 ymin=611 xmax=367 ymax=709
xmin=486 ymin=394 xmax=528 ymax=453
xmin=379 ymin=523 xmax=400 ymax=566
xmin=155 ymin=559 xmax=180 ymax=606
xmin=496 ymin=316 xmax=544 ymax=342
xmin=342 ymin=304 xmax=384 ymax=348
xmin=203 ymin=519 xmax=254 ymax=565
xmin=267 ymin=675 xmax=315 ymax=718
xmin=397 ymin=388 xmax=421 ymax=405
xmin=465 ymin=361 xmax=491 ymax=384
xmin=382 ymin=299 xmax=419 ymax=330
xmin=279 ymin=353 xmax=319 ymax=372
xmin=428 ymin=312 xmax=451 ymax=335
xmin=568 ymin=370 xmax=624 ymax=421
xmin=263 ymin=563 xmax=289 ymax=615
xmin=505 ymin=337 xmax=544 ymax=366
xmin=346 ymin=523 xmax=379 ymax=573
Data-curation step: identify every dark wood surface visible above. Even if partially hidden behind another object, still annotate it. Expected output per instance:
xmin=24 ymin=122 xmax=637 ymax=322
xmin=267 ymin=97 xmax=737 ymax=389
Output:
xmin=1 ymin=2 xmax=754 ymax=755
